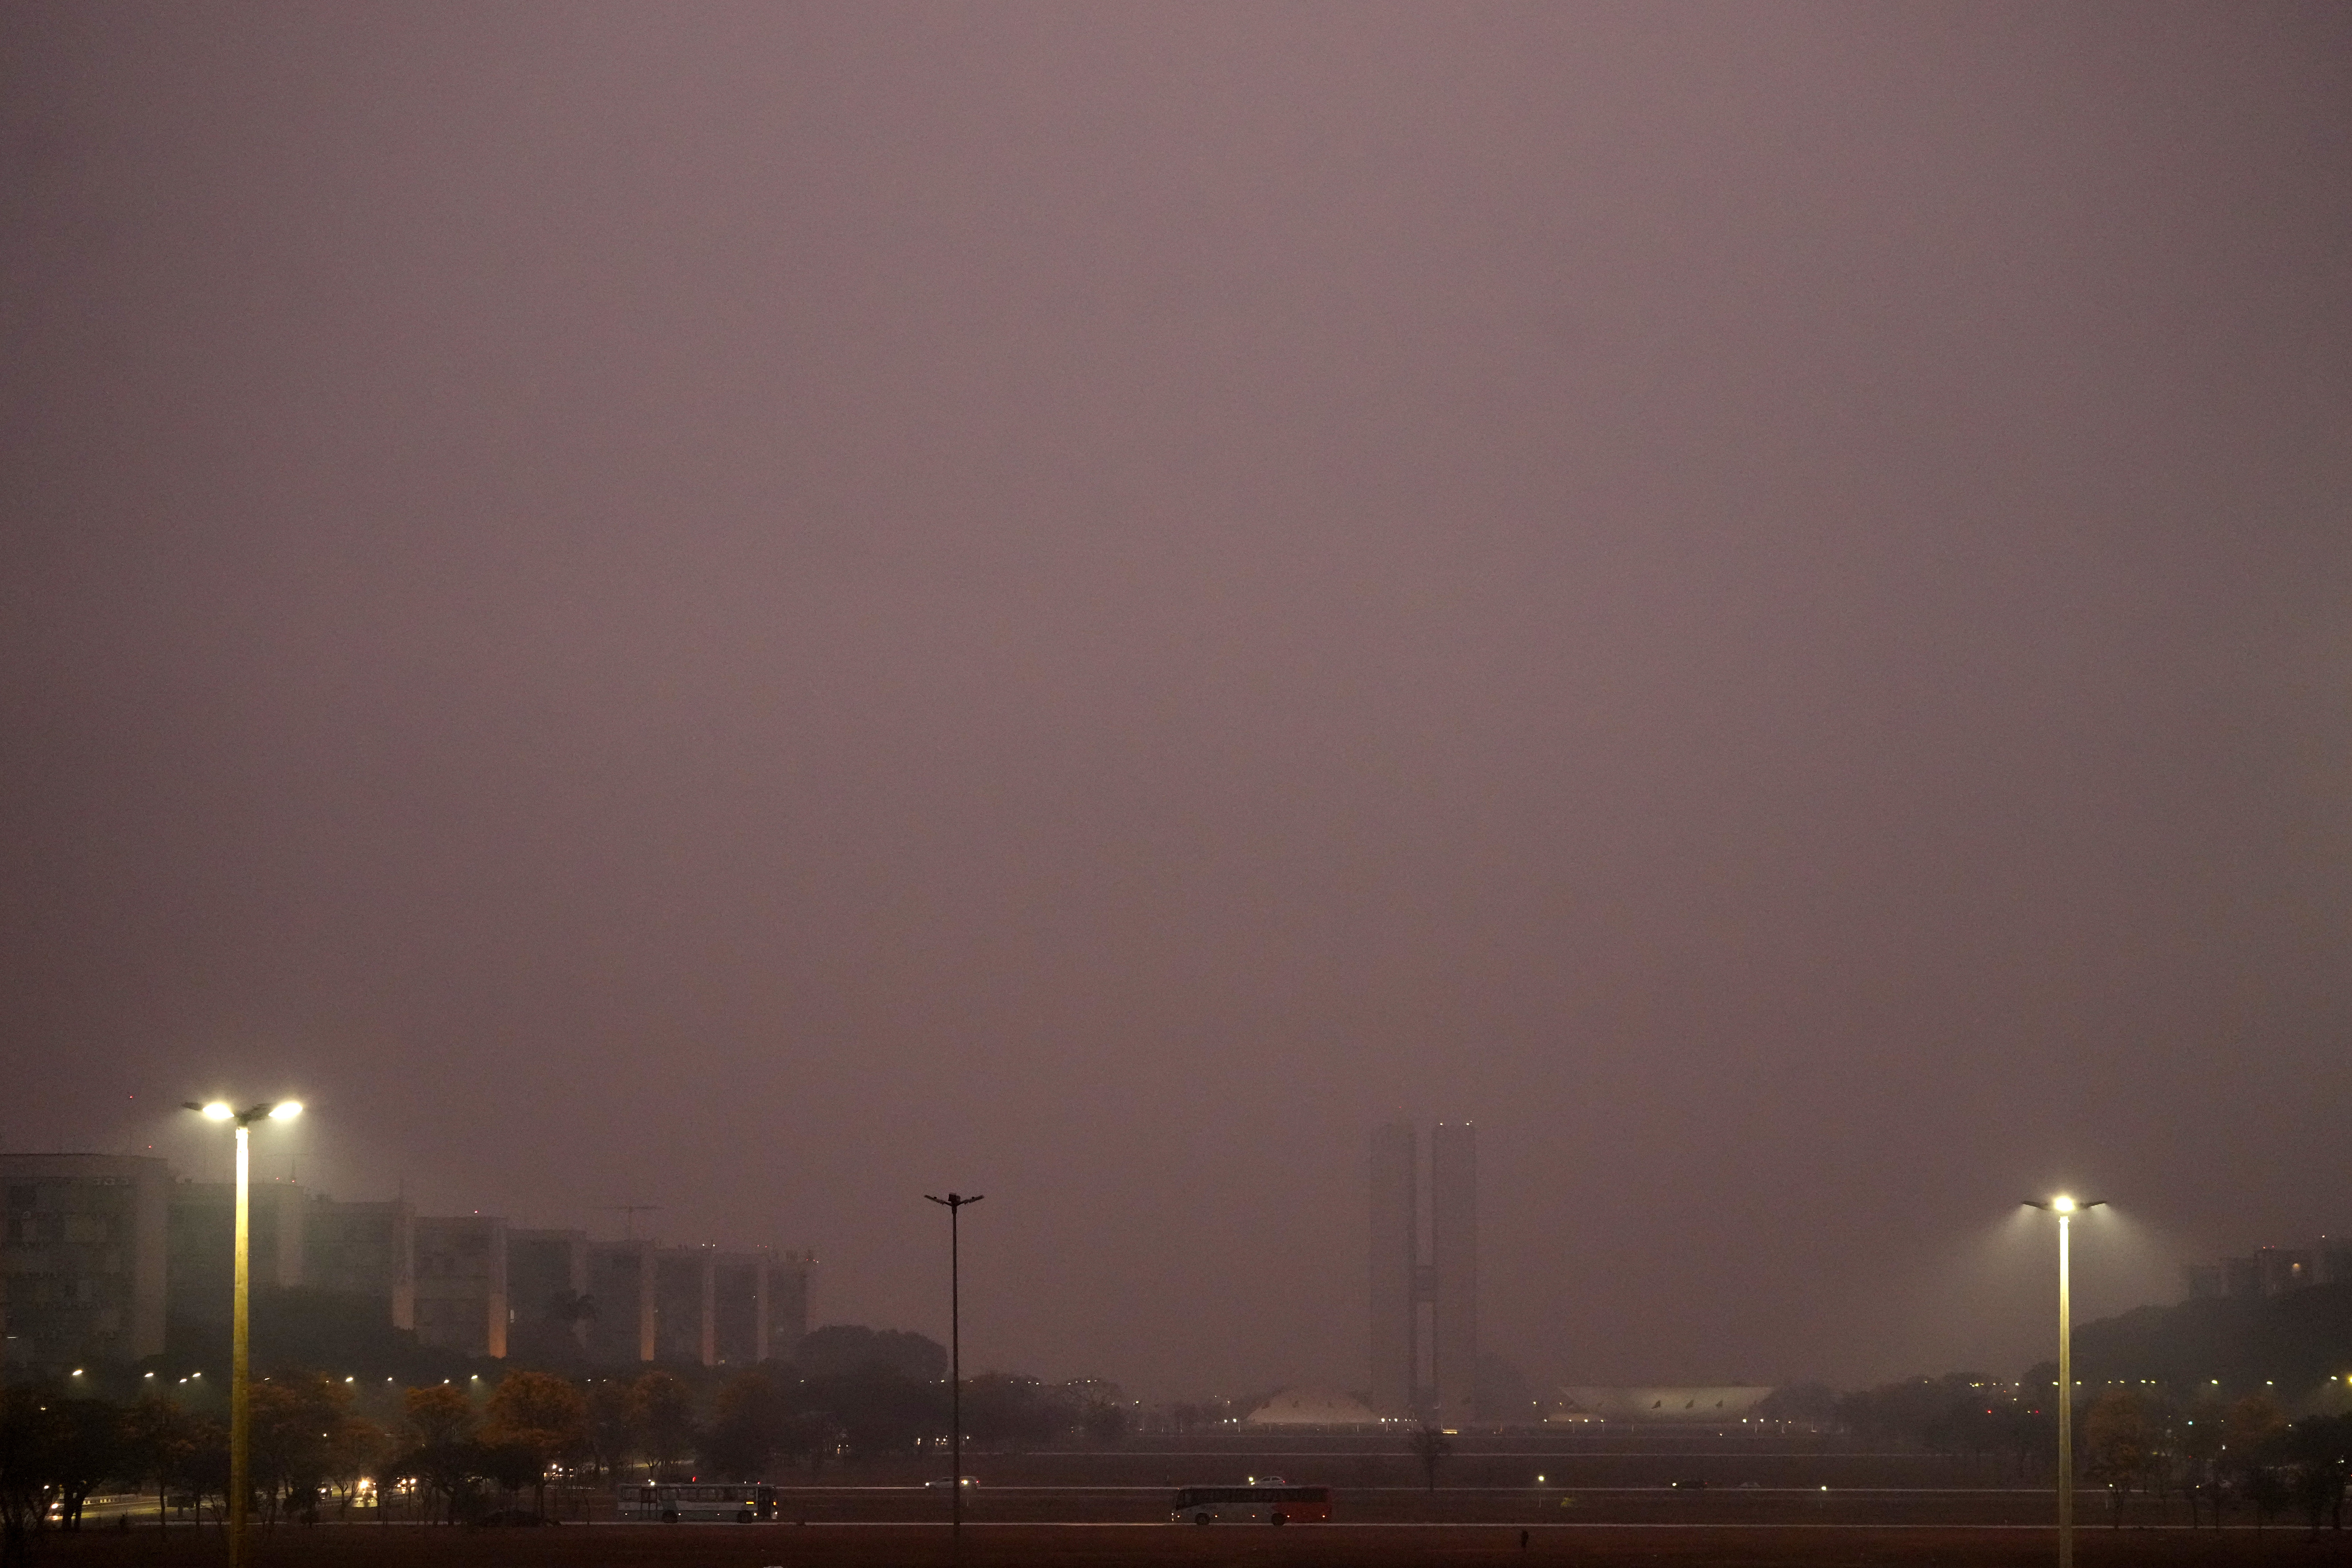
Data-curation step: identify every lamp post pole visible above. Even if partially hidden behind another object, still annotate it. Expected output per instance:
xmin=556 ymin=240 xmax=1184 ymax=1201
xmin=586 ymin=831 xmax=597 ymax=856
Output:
xmin=924 ymin=1191 xmax=982 ymax=1545
xmin=2026 ymin=1195 xmax=2101 ymax=1568
xmin=185 ymin=1099 xmax=301 ymax=1568
xmin=232 ymin=1119 xmax=250 ymax=1564
xmin=2056 ymin=1207 xmax=2071 ymax=1568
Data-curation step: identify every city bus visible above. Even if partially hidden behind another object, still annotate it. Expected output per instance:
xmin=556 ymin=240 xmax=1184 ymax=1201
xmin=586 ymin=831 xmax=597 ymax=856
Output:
xmin=615 ymin=1483 xmax=777 ymax=1522
xmin=1169 ymin=1483 xmax=1331 ymax=1525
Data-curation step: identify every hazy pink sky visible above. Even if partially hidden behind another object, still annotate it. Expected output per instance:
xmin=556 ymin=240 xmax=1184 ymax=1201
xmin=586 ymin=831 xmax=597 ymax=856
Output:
xmin=5 ymin=3 xmax=2348 ymax=1398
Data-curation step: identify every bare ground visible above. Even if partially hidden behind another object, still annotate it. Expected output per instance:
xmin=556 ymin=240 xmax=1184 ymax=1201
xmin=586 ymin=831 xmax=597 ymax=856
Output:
xmin=26 ymin=1522 xmax=2352 ymax=1568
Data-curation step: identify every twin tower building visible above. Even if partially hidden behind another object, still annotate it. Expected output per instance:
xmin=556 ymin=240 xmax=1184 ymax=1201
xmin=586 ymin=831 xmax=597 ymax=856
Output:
xmin=1368 ymin=1120 xmax=1476 ymax=1425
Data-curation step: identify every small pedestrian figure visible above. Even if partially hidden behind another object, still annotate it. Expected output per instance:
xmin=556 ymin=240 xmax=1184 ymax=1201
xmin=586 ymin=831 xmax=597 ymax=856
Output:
xmin=1520 ymin=1527 xmax=1531 ymax=1550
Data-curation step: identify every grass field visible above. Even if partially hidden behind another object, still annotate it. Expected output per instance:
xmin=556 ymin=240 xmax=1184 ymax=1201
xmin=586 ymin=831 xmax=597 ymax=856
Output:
xmin=24 ymin=1520 xmax=2352 ymax=1568
xmin=34 ymin=1435 xmax=2349 ymax=1564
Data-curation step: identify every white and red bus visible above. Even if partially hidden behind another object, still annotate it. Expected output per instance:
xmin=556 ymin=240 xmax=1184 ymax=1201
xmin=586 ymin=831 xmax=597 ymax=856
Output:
xmin=615 ymin=1483 xmax=776 ymax=1522
xmin=1169 ymin=1483 xmax=1331 ymax=1525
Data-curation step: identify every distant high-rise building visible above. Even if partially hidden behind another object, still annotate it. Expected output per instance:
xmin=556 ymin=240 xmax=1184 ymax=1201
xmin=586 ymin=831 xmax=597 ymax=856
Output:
xmin=1367 ymin=1121 xmax=1477 ymax=1422
xmin=2181 ymin=1235 xmax=2352 ymax=1302
xmin=506 ymin=1228 xmax=590 ymax=1357
xmin=0 ymin=1154 xmax=170 ymax=1370
xmin=2257 ymin=1246 xmax=2316 ymax=1295
xmin=766 ymin=1249 xmax=815 ymax=1359
xmin=654 ymin=1246 xmax=717 ymax=1364
xmin=414 ymin=1214 xmax=508 ymax=1357
xmin=1368 ymin=1123 xmax=1418 ymax=1417
xmin=304 ymin=1194 xmax=416 ymax=1330
xmin=578 ymin=1239 xmax=809 ymax=1367
xmin=168 ymin=1178 xmax=308 ymax=1325
xmin=585 ymin=1238 xmax=658 ymax=1364
xmin=710 ymin=1251 xmax=773 ymax=1365
xmin=1430 ymin=1122 xmax=1478 ymax=1426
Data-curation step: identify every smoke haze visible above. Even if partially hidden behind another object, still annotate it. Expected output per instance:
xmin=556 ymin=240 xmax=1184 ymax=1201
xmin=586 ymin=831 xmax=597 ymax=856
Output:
xmin=4 ymin=3 xmax=2349 ymax=1398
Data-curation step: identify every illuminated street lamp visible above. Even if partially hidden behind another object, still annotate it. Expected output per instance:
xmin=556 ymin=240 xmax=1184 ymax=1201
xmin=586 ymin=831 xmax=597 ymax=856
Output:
xmin=183 ymin=1099 xmax=302 ymax=1568
xmin=923 ymin=1191 xmax=983 ymax=1546
xmin=2024 ymin=1195 xmax=2104 ymax=1568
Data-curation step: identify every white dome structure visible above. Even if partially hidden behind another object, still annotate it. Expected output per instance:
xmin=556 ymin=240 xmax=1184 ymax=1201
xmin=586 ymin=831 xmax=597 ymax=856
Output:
xmin=1243 ymin=1386 xmax=1382 ymax=1428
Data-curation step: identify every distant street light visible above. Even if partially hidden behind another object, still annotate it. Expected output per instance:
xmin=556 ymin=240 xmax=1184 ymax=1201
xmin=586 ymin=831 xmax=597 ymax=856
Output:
xmin=923 ymin=1191 xmax=983 ymax=1546
xmin=2024 ymin=1195 xmax=2104 ymax=1568
xmin=185 ymin=1099 xmax=302 ymax=1568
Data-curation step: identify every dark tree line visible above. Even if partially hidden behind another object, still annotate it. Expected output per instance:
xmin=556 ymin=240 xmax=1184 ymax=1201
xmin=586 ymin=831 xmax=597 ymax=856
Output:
xmin=1810 ymin=1372 xmax=2352 ymax=1537
xmin=0 ymin=1328 xmax=1135 ymax=1559
xmin=697 ymin=1365 xmax=1130 ymax=1480
xmin=2 ymin=1382 xmax=235 ymax=1567
xmin=2076 ymin=1386 xmax=2351 ymax=1537
xmin=1828 ymin=1373 xmax=2054 ymax=1473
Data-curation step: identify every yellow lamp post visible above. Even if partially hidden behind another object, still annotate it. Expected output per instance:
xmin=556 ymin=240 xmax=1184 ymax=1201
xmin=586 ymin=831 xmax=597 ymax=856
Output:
xmin=2025 ymin=1195 xmax=2103 ymax=1568
xmin=183 ymin=1099 xmax=301 ymax=1568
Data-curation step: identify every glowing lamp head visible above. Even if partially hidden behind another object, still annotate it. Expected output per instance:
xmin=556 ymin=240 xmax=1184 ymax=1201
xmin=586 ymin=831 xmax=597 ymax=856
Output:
xmin=2052 ymin=1195 xmax=2076 ymax=1214
xmin=269 ymin=1101 xmax=302 ymax=1121
xmin=199 ymin=1102 xmax=233 ymax=1121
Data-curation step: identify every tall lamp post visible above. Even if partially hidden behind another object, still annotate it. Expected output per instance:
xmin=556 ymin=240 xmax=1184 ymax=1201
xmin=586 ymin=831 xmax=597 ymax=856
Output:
xmin=184 ymin=1099 xmax=302 ymax=1568
xmin=2025 ymin=1195 xmax=2103 ymax=1568
xmin=923 ymin=1191 xmax=982 ymax=1545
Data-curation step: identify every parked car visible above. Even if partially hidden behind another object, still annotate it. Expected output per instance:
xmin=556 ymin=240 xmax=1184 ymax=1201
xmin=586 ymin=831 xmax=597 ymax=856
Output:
xmin=473 ymin=1509 xmax=553 ymax=1527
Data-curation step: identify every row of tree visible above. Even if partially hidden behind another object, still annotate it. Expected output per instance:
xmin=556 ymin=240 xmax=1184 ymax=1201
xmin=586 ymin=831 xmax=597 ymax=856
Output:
xmin=2075 ymin=1387 xmax=2350 ymax=1536
xmin=1782 ymin=1372 xmax=2352 ymax=1537
xmin=0 ymin=1369 xmax=584 ymax=1561
xmin=0 ymin=1354 xmax=1134 ymax=1558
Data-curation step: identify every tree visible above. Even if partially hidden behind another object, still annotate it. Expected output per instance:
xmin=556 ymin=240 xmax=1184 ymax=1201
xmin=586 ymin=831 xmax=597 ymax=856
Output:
xmin=37 ymin=1399 xmax=120 ymax=1532
xmin=482 ymin=1371 xmax=587 ymax=1518
xmin=180 ymin=1416 xmax=230 ymax=1529
xmin=1996 ymin=1389 xmax=2055 ymax=1481
xmin=1081 ymin=1398 xmax=1130 ymax=1446
xmin=403 ymin=1385 xmax=475 ymax=1449
xmin=1758 ymin=1383 xmax=1839 ymax=1430
xmin=480 ymin=1442 xmax=544 ymax=1511
xmin=0 ymin=1386 xmax=58 ymax=1568
xmin=632 ymin=1372 xmax=698 ymax=1481
xmin=324 ymin=1413 xmax=386 ymax=1519
xmin=1838 ymin=1373 xmax=2008 ymax=1456
xmin=1409 ymin=1423 xmax=1453 ymax=1491
xmin=703 ymin=1371 xmax=788 ymax=1482
xmin=510 ymin=1290 xmax=599 ymax=1366
xmin=552 ymin=1289 xmax=598 ymax=1335
xmin=121 ymin=1393 xmax=198 ymax=1532
xmin=398 ymin=1384 xmax=483 ymax=1523
xmin=2081 ymin=1388 xmax=2156 ymax=1525
xmin=2226 ymin=1393 xmax=2290 ymax=1532
xmin=2288 ymin=1413 xmax=2352 ymax=1538
xmin=248 ymin=1376 xmax=354 ymax=1523
xmin=584 ymin=1380 xmax=640 ymax=1481
xmin=792 ymin=1326 xmax=948 ymax=1382
xmin=802 ymin=1364 xmax=942 ymax=1457
xmin=2177 ymin=1393 xmax=2227 ymax=1527
xmin=963 ymin=1375 xmax=1055 ymax=1449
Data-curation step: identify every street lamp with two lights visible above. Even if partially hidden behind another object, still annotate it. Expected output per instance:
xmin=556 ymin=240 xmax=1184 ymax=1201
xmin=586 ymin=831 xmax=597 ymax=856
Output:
xmin=183 ymin=1099 xmax=301 ymax=1568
